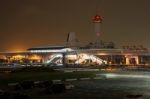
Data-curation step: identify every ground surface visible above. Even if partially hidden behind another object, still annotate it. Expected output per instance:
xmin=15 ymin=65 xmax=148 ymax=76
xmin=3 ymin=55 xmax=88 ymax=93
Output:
xmin=29 ymin=71 xmax=150 ymax=99
xmin=1 ymin=69 xmax=150 ymax=99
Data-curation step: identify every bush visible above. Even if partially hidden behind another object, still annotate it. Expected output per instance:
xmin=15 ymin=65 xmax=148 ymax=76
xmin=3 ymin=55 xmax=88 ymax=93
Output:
xmin=35 ymin=80 xmax=53 ymax=88
xmin=11 ymin=92 xmax=28 ymax=99
xmin=0 ymin=90 xmax=10 ymax=99
xmin=51 ymin=83 xmax=66 ymax=94
xmin=20 ymin=80 xmax=34 ymax=89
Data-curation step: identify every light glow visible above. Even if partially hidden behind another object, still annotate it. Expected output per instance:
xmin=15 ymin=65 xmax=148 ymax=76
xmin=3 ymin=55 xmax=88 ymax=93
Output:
xmin=12 ymin=55 xmax=25 ymax=60
xmin=29 ymin=55 xmax=41 ymax=60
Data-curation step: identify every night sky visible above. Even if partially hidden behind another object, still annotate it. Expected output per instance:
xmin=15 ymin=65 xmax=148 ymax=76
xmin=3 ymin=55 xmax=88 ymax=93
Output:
xmin=0 ymin=0 xmax=150 ymax=52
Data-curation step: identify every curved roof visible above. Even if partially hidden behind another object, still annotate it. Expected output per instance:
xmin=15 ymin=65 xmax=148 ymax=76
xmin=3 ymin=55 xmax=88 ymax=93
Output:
xmin=27 ymin=46 xmax=68 ymax=50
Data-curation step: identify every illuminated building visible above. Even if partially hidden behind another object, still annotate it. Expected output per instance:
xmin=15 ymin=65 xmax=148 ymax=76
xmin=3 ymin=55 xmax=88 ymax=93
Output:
xmin=0 ymin=40 xmax=149 ymax=67
xmin=0 ymin=15 xmax=150 ymax=67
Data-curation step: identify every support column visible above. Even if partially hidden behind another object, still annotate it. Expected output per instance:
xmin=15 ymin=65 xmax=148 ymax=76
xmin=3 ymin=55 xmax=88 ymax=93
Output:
xmin=126 ymin=57 xmax=130 ymax=65
xmin=62 ymin=53 xmax=66 ymax=67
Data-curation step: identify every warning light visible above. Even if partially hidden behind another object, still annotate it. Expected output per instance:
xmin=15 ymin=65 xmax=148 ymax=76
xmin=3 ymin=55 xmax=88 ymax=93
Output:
xmin=93 ymin=15 xmax=102 ymax=22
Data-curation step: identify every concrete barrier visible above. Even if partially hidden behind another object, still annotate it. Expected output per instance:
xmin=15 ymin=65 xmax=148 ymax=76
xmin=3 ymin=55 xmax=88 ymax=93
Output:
xmin=93 ymin=77 xmax=102 ymax=80
xmin=65 ymin=78 xmax=77 ymax=81
xmin=80 ymin=77 xmax=91 ymax=80
xmin=52 ymin=80 xmax=62 ymax=83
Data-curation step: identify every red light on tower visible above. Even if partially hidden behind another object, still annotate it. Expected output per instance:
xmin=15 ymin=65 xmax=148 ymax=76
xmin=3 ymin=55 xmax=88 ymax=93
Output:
xmin=93 ymin=15 xmax=102 ymax=23
xmin=93 ymin=14 xmax=103 ymax=37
